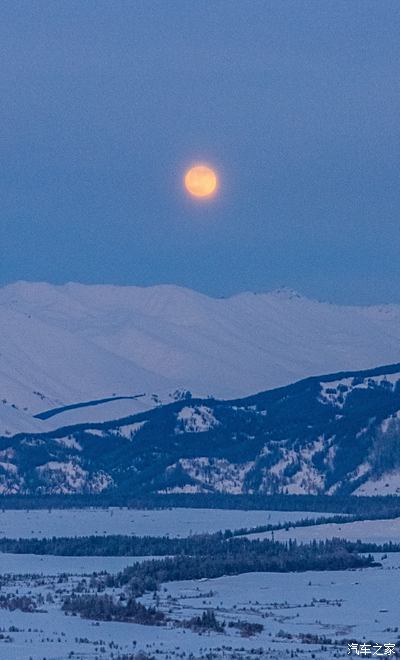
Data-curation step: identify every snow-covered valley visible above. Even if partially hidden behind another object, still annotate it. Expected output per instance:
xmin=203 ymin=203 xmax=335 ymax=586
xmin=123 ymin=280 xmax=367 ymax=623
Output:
xmin=0 ymin=506 xmax=331 ymax=539
xmin=0 ymin=506 xmax=398 ymax=660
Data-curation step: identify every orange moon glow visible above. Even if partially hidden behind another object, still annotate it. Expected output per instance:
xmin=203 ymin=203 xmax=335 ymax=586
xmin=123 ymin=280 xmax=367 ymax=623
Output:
xmin=184 ymin=165 xmax=218 ymax=198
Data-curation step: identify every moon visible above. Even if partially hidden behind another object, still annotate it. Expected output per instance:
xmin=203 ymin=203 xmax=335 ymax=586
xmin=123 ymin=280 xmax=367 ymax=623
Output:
xmin=184 ymin=164 xmax=218 ymax=198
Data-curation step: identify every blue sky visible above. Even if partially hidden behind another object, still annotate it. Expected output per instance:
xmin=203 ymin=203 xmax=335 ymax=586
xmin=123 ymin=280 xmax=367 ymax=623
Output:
xmin=0 ymin=0 xmax=399 ymax=303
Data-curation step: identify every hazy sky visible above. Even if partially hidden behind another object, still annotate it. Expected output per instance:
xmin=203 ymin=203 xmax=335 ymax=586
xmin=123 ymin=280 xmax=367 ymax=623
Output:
xmin=0 ymin=1 xmax=399 ymax=304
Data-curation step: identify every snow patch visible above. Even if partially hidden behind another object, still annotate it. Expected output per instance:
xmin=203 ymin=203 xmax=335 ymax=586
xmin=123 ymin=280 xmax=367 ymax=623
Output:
xmin=353 ymin=471 xmax=400 ymax=496
xmin=178 ymin=457 xmax=254 ymax=494
xmin=319 ymin=373 xmax=400 ymax=408
xmin=55 ymin=436 xmax=82 ymax=450
xmin=176 ymin=406 xmax=219 ymax=434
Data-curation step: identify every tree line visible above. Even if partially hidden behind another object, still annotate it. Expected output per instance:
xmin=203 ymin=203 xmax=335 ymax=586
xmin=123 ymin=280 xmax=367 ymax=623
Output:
xmin=1 ymin=492 xmax=400 ymax=517
xmin=61 ymin=537 xmax=376 ymax=625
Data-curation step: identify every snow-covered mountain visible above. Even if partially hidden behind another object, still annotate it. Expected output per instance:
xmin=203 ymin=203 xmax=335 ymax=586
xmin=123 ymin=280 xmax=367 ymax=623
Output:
xmin=1 ymin=281 xmax=400 ymax=435
xmin=2 ymin=362 xmax=400 ymax=496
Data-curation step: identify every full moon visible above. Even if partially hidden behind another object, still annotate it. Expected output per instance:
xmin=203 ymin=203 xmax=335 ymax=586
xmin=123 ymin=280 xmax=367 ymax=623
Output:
xmin=184 ymin=164 xmax=218 ymax=198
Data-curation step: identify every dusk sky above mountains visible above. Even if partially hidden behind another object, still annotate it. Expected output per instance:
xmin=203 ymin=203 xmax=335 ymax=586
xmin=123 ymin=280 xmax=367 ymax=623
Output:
xmin=0 ymin=1 xmax=399 ymax=304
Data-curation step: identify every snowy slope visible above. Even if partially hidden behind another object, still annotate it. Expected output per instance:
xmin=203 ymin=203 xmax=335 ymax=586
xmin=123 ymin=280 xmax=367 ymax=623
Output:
xmin=1 ymin=281 xmax=400 ymax=431
xmin=0 ymin=402 xmax=47 ymax=437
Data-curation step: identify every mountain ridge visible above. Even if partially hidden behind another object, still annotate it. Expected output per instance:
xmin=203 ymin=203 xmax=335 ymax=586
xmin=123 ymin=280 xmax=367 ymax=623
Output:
xmin=2 ymin=281 xmax=400 ymax=435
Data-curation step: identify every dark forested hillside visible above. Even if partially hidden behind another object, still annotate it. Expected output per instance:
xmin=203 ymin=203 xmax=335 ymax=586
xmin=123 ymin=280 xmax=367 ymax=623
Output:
xmin=1 ymin=362 xmax=400 ymax=497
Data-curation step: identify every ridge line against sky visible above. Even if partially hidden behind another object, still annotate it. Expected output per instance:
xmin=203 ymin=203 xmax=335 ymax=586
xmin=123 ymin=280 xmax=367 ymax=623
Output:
xmin=0 ymin=1 xmax=399 ymax=305
xmin=1 ymin=279 xmax=400 ymax=310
